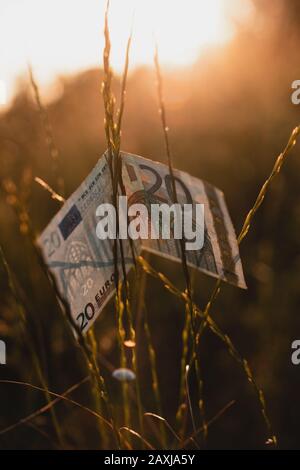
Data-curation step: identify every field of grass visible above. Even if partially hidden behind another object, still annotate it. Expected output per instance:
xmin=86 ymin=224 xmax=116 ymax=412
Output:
xmin=0 ymin=0 xmax=300 ymax=450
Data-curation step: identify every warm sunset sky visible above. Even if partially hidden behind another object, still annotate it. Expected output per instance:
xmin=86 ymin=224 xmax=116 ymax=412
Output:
xmin=0 ymin=0 xmax=253 ymax=103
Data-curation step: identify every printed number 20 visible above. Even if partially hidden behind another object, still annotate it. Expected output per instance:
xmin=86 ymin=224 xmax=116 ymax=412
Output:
xmin=43 ymin=231 xmax=61 ymax=257
xmin=76 ymin=303 xmax=95 ymax=331
xmin=139 ymin=164 xmax=193 ymax=204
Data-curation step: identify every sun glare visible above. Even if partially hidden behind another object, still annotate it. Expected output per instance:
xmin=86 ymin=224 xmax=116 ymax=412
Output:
xmin=109 ymin=0 xmax=234 ymax=68
xmin=0 ymin=0 xmax=252 ymax=102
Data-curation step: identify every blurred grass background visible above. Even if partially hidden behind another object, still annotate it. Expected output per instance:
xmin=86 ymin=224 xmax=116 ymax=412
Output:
xmin=0 ymin=0 xmax=300 ymax=449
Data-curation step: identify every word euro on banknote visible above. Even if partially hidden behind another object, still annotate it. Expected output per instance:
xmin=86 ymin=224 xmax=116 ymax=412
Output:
xmin=38 ymin=152 xmax=246 ymax=334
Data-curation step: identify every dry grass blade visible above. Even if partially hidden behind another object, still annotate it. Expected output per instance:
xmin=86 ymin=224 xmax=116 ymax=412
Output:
xmin=134 ymin=255 xmax=166 ymax=447
xmin=27 ymin=66 xmax=116 ymax=444
xmin=102 ymin=0 xmax=144 ymax=438
xmin=28 ymin=64 xmax=64 ymax=197
xmin=87 ymin=328 xmax=109 ymax=446
xmin=199 ymin=125 xmax=300 ymax=335
xmin=138 ymin=252 xmax=277 ymax=446
xmin=180 ymin=400 xmax=235 ymax=448
xmin=185 ymin=365 xmax=199 ymax=448
xmin=137 ymin=255 xmax=187 ymax=301
xmin=35 ymin=177 xmax=65 ymax=204
xmin=0 ymin=376 xmax=89 ymax=436
xmin=25 ymin=421 xmax=62 ymax=449
xmin=154 ymin=45 xmax=193 ymax=303
xmin=154 ymin=45 xmax=207 ymax=440
xmin=0 ymin=243 xmax=65 ymax=447
xmin=119 ymin=426 xmax=155 ymax=450
xmin=205 ymin=318 xmax=277 ymax=446
xmin=102 ymin=1 xmax=130 ymax=431
xmin=191 ymin=124 xmax=300 ymax=446
xmin=238 ymin=125 xmax=300 ymax=243
xmin=34 ymin=235 xmax=115 ymax=416
xmin=0 ymin=379 xmax=114 ymax=431
xmin=145 ymin=412 xmax=181 ymax=444
xmin=5 ymin=183 xmax=119 ymax=446
xmin=4 ymin=196 xmax=120 ymax=446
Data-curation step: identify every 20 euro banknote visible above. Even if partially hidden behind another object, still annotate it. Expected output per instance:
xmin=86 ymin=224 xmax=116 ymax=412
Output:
xmin=38 ymin=152 xmax=246 ymax=333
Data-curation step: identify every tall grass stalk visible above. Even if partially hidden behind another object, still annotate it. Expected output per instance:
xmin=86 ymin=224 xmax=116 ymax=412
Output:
xmin=0 ymin=376 xmax=90 ymax=438
xmin=87 ymin=328 xmax=109 ymax=447
xmin=154 ymin=46 xmax=207 ymax=442
xmin=35 ymin=237 xmax=119 ymax=445
xmin=0 ymin=243 xmax=65 ymax=447
xmin=192 ymin=124 xmax=300 ymax=445
xmin=197 ymin=125 xmax=300 ymax=342
xmin=102 ymin=0 xmax=131 ymax=430
xmin=27 ymin=68 xmax=118 ymax=447
xmin=3 ymin=182 xmax=119 ymax=446
xmin=179 ymin=399 xmax=235 ymax=448
xmin=137 ymin=252 xmax=274 ymax=445
xmin=0 ymin=379 xmax=113 ymax=432
xmin=101 ymin=0 xmax=144 ymax=439
xmin=135 ymin=257 xmax=167 ymax=447
xmin=28 ymin=65 xmax=65 ymax=197
xmin=138 ymin=125 xmax=300 ymax=447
